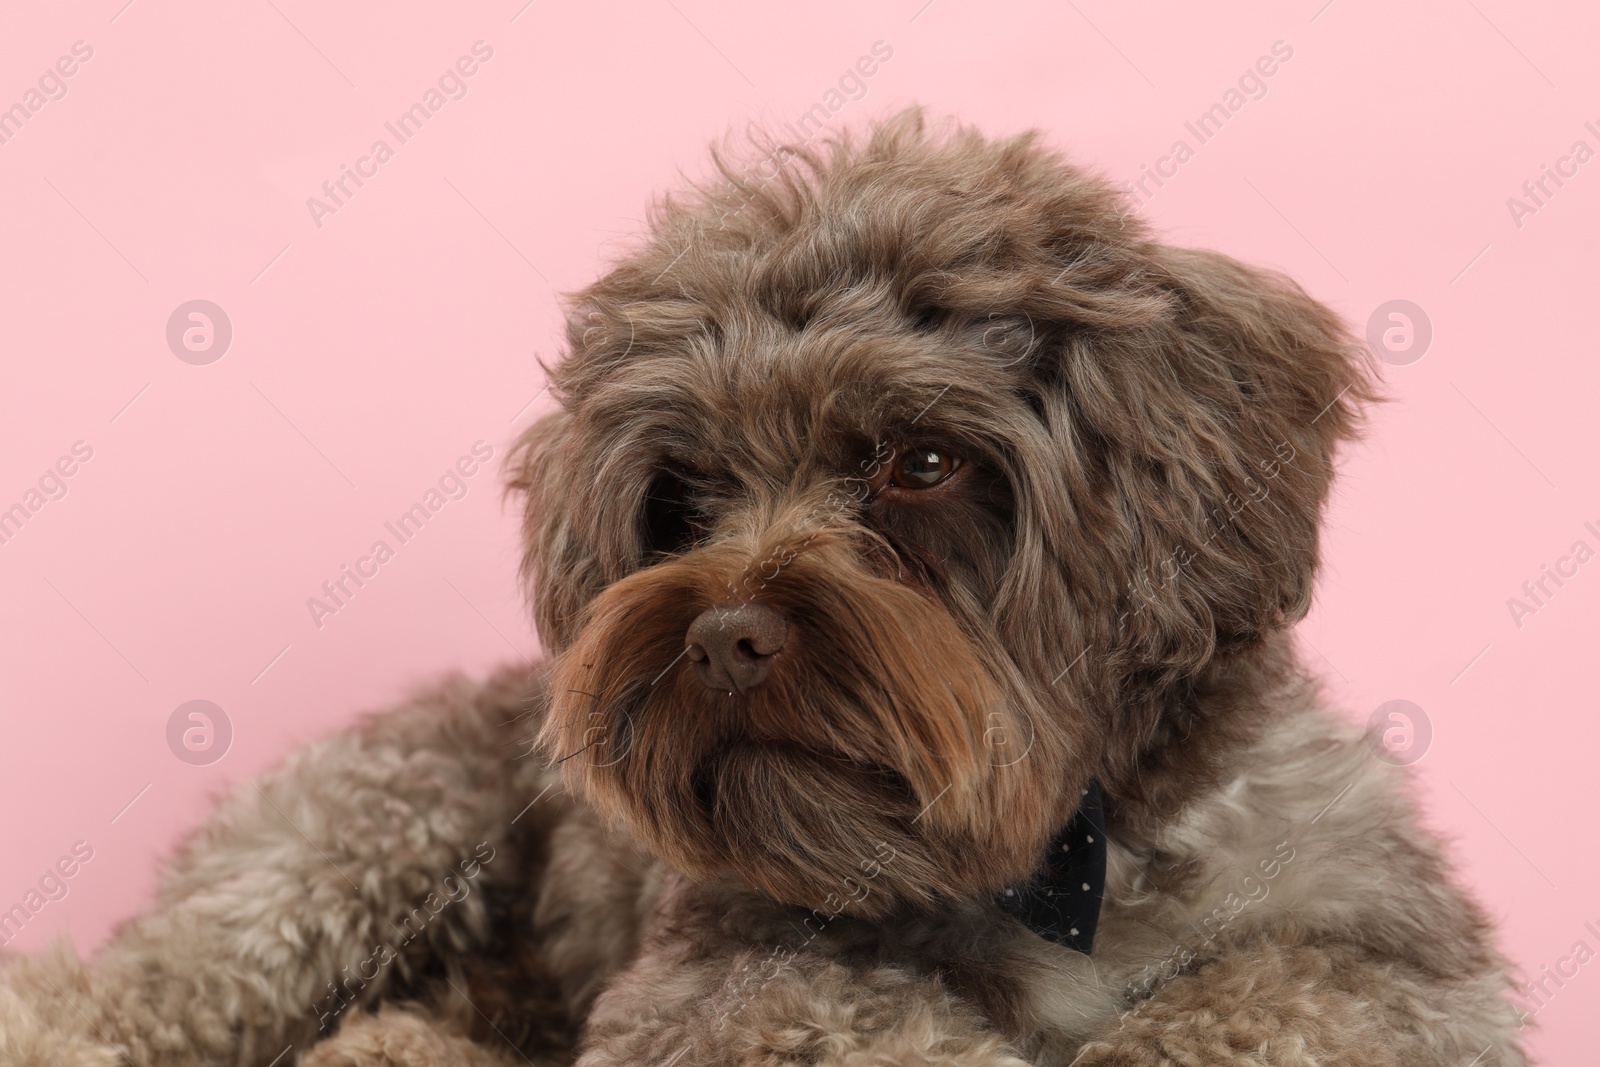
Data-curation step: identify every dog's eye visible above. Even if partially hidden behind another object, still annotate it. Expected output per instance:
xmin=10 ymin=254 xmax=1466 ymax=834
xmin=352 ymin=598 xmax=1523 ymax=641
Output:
xmin=641 ymin=471 xmax=702 ymax=557
xmin=889 ymin=449 xmax=957 ymax=489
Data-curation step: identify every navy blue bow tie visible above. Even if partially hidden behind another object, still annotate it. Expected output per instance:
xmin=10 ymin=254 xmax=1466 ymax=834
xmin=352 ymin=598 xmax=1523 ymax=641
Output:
xmin=995 ymin=780 xmax=1107 ymax=954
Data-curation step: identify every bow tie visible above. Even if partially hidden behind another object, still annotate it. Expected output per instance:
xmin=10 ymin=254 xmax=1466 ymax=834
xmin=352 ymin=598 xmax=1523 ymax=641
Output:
xmin=995 ymin=780 xmax=1107 ymax=955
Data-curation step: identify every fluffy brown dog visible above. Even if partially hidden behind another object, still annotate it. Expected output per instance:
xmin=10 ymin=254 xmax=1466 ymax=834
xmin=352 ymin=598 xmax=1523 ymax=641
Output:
xmin=0 ymin=111 xmax=1524 ymax=1067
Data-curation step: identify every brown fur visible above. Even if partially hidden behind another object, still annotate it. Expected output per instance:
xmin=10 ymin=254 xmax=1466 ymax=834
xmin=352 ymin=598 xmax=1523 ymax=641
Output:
xmin=0 ymin=110 xmax=1522 ymax=1067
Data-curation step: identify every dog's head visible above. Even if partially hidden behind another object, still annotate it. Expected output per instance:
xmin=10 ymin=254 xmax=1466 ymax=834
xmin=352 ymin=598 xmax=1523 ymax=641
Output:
xmin=509 ymin=111 xmax=1373 ymax=917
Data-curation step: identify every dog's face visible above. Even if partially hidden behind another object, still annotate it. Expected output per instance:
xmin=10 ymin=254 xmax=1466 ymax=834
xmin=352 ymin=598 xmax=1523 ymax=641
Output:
xmin=512 ymin=112 xmax=1371 ymax=917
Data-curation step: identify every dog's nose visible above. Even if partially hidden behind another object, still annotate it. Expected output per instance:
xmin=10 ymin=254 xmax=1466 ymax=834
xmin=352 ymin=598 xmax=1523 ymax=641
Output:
xmin=684 ymin=603 xmax=789 ymax=692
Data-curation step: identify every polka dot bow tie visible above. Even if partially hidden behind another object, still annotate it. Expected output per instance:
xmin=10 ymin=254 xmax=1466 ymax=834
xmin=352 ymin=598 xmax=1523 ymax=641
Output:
xmin=995 ymin=780 xmax=1107 ymax=955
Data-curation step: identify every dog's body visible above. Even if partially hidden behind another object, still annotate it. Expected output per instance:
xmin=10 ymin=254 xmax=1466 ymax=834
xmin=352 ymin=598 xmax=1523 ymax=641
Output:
xmin=1 ymin=113 xmax=1524 ymax=1066
xmin=0 ymin=663 xmax=1524 ymax=1067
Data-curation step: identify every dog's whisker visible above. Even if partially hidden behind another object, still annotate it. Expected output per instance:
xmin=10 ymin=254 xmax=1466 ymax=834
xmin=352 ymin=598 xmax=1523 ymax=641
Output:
xmin=555 ymin=741 xmax=601 ymax=765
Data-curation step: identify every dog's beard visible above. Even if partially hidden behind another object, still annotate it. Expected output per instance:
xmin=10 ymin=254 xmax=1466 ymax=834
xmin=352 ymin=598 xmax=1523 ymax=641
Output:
xmin=542 ymin=532 xmax=1076 ymax=916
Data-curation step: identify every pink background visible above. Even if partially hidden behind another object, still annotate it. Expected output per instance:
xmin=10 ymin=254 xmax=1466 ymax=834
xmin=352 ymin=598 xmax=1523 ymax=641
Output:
xmin=1 ymin=0 xmax=1595 ymax=1060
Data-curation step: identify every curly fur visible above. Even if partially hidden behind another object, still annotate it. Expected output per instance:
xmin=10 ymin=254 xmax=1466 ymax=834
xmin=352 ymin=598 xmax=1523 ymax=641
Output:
xmin=0 ymin=110 xmax=1522 ymax=1067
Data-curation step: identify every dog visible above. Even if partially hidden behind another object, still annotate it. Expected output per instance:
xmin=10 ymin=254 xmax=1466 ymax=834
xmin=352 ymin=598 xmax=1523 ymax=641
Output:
xmin=0 ymin=110 xmax=1524 ymax=1067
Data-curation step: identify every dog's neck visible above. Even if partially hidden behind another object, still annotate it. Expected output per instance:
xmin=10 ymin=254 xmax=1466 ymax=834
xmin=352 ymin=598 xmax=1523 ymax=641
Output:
xmin=1100 ymin=633 xmax=1300 ymax=838
xmin=990 ymin=636 xmax=1302 ymax=953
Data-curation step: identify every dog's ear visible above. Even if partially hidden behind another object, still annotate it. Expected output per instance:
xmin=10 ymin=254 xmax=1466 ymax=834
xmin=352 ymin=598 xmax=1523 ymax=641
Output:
xmin=1039 ymin=244 xmax=1376 ymax=698
xmin=506 ymin=406 xmax=599 ymax=653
